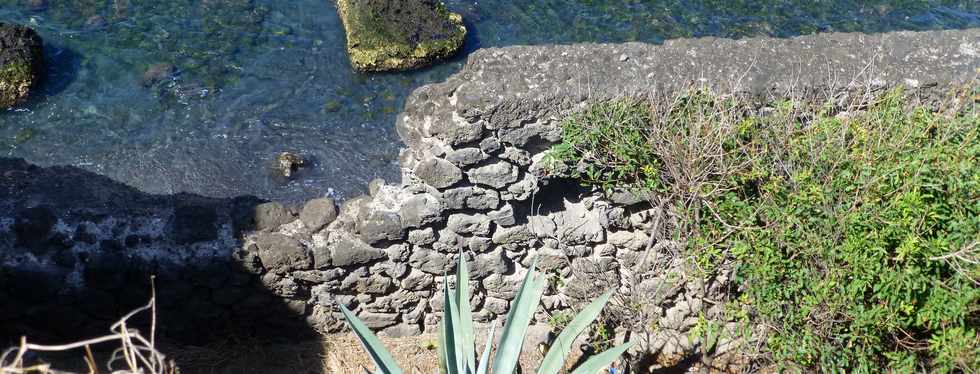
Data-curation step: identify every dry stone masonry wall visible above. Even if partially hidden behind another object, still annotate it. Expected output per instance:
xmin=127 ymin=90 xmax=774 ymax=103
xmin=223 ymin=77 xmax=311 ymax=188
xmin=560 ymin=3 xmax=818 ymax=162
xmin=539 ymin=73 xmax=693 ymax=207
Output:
xmin=2 ymin=28 xmax=977 ymax=368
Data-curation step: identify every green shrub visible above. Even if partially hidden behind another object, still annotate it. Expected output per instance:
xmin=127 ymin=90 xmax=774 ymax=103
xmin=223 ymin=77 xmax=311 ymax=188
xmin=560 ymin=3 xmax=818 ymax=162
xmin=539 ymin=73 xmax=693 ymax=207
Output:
xmin=549 ymin=87 xmax=979 ymax=372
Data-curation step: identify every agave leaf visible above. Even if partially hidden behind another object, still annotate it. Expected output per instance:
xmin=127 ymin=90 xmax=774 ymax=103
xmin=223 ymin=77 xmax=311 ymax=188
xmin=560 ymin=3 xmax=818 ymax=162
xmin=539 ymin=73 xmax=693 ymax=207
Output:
xmin=568 ymin=341 xmax=635 ymax=374
xmin=437 ymin=319 xmax=448 ymax=374
xmin=537 ymin=290 xmax=615 ymax=374
xmin=442 ymin=276 xmax=464 ymax=374
xmin=456 ymin=250 xmax=477 ymax=372
xmin=476 ymin=325 xmax=496 ymax=374
xmin=493 ymin=258 xmax=547 ymax=374
xmin=339 ymin=304 xmax=404 ymax=374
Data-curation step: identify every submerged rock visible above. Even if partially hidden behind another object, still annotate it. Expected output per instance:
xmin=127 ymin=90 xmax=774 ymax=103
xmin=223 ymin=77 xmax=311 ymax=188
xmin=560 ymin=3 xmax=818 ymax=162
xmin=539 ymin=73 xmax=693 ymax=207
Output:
xmin=27 ymin=0 xmax=47 ymax=12
xmin=142 ymin=63 xmax=174 ymax=87
xmin=275 ymin=151 xmax=306 ymax=178
xmin=0 ymin=23 xmax=44 ymax=108
xmin=336 ymin=0 xmax=466 ymax=72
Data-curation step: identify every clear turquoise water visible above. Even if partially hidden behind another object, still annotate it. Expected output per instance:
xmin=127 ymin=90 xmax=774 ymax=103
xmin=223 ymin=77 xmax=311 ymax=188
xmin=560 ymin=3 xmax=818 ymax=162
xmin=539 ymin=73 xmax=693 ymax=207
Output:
xmin=1 ymin=0 xmax=977 ymax=203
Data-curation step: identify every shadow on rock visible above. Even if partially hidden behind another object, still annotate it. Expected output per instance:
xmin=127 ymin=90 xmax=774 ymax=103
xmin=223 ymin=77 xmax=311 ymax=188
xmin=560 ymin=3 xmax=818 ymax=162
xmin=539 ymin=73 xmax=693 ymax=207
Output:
xmin=0 ymin=157 xmax=323 ymax=373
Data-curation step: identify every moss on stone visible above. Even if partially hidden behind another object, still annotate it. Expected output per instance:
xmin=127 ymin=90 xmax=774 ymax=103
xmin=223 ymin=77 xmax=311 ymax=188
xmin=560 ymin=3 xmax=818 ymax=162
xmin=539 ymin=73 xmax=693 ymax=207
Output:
xmin=0 ymin=23 xmax=43 ymax=108
xmin=337 ymin=0 xmax=466 ymax=72
xmin=0 ymin=58 xmax=34 ymax=107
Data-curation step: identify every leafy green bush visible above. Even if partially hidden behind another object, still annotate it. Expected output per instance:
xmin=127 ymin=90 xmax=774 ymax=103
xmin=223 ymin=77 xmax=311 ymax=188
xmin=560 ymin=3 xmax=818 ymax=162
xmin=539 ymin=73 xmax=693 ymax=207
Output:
xmin=339 ymin=251 xmax=633 ymax=374
xmin=550 ymin=87 xmax=979 ymax=372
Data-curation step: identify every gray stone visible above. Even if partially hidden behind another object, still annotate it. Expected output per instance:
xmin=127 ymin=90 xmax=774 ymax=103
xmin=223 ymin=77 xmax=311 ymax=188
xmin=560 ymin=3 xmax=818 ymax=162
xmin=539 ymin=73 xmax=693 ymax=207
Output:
xmin=554 ymin=201 xmax=605 ymax=244
xmin=488 ymin=203 xmax=517 ymax=226
xmin=439 ymin=187 xmax=500 ymax=210
xmin=596 ymin=243 xmax=617 ymax=257
xmin=528 ymin=215 xmax=557 ymax=238
xmin=430 ymin=118 xmax=485 ymax=146
xmin=467 ymin=236 xmax=493 ymax=253
xmin=256 ymin=233 xmax=312 ymax=273
xmin=330 ymin=234 xmax=387 ymax=267
xmin=479 ymin=136 xmax=501 ymax=153
xmin=500 ymin=147 xmax=531 ymax=166
xmin=608 ymin=189 xmax=648 ymax=206
xmin=408 ymin=227 xmax=436 ymax=245
xmin=497 ymin=122 xmax=559 ymax=148
xmin=342 ymin=273 xmax=395 ymax=294
xmin=483 ymin=272 xmax=525 ymax=300
xmin=402 ymin=271 xmax=435 ymax=291
xmin=300 ymin=198 xmax=338 ymax=232
xmin=292 ymin=269 xmax=345 ymax=283
xmin=470 ymin=251 xmax=510 ymax=279
xmin=445 ymin=147 xmax=488 ymax=167
xmin=482 ymin=297 xmax=509 ymax=315
xmin=399 ymin=193 xmax=442 ymax=228
xmin=533 ymin=247 xmax=569 ymax=273
xmin=409 ymin=249 xmax=452 ymax=274
xmin=254 ymin=202 xmax=295 ymax=231
xmin=414 ymin=157 xmax=463 ymax=189
xmin=608 ymin=230 xmax=648 ymax=251
xmin=381 ymin=324 xmax=423 ymax=338
xmin=355 ymin=312 xmax=400 ymax=329
xmin=503 ymin=173 xmax=537 ymax=201
xmin=446 ymin=213 xmax=491 ymax=235
xmin=369 ymin=178 xmax=386 ymax=196
xmin=385 ymin=244 xmax=410 ymax=262
xmin=261 ymin=273 xmax=302 ymax=298
xmin=466 ymin=161 xmax=518 ymax=188
xmin=465 ymin=189 xmax=500 ymax=210
xmin=433 ymin=228 xmax=465 ymax=253
xmin=491 ymin=224 xmax=535 ymax=245
xmin=356 ymin=209 xmax=404 ymax=244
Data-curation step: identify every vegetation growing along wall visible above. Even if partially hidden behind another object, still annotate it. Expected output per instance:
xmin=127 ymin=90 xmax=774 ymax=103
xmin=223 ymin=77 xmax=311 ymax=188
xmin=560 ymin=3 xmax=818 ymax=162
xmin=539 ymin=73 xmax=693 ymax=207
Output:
xmin=547 ymin=86 xmax=979 ymax=372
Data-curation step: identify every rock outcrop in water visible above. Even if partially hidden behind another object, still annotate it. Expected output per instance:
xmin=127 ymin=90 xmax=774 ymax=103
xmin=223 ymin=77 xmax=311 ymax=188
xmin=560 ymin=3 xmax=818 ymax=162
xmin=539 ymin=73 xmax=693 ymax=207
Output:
xmin=337 ymin=0 xmax=466 ymax=72
xmin=0 ymin=23 xmax=43 ymax=108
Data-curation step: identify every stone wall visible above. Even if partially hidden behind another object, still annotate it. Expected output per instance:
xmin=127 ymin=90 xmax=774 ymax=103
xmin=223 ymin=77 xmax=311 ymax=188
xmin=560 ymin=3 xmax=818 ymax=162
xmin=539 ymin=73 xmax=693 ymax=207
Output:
xmin=2 ymin=28 xmax=977 ymax=369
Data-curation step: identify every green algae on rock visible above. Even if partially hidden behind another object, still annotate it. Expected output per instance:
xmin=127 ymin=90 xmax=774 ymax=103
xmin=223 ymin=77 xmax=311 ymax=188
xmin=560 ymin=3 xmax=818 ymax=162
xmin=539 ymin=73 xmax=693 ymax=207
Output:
xmin=337 ymin=0 xmax=466 ymax=72
xmin=0 ymin=23 xmax=43 ymax=108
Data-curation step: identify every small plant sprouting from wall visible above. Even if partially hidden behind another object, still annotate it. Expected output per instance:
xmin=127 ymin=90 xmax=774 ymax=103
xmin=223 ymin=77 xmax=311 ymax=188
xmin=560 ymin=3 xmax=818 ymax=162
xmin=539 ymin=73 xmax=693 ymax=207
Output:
xmin=547 ymin=86 xmax=980 ymax=372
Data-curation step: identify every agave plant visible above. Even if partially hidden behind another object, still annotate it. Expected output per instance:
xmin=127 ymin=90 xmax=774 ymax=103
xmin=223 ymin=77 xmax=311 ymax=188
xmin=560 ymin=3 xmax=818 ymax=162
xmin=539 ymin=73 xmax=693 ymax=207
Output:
xmin=339 ymin=250 xmax=633 ymax=374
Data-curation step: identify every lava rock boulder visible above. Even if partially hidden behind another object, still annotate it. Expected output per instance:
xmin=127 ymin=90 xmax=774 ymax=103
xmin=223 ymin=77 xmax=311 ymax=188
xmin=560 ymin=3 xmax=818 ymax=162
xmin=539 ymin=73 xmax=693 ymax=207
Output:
xmin=0 ymin=23 xmax=44 ymax=108
xmin=336 ymin=0 xmax=466 ymax=72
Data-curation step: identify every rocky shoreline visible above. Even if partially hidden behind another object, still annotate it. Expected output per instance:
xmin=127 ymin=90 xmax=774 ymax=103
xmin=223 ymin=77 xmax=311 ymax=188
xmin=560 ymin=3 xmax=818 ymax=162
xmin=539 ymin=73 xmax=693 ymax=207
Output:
xmin=2 ymin=28 xmax=978 ymax=370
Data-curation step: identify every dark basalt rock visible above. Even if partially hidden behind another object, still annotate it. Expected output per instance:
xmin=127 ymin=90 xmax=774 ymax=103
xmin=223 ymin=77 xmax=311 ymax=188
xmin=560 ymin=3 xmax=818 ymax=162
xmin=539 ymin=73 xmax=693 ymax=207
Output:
xmin=336 ymin=0 xmax=466 ymax=72
xmin=173 ymin=205 xmax=219 ymax=244
xmin=13 ymin=205 xmax=57 ymax=248
xmin=0 ymin=23 xmax=44 ymax=108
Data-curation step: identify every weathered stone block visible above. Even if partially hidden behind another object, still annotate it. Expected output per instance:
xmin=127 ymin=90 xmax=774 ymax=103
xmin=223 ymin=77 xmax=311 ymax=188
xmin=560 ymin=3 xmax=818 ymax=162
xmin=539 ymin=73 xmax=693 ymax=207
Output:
xmin=446 ymin=213 xmax=491 ymax=236
xmin=414 ymin=157 xmax=463 ymax=189
xmin=399 ymin=193 xmax=442 ymax=228
xmin=356 ymin=209 xmax=404 ymax=244
xmin=466 ymin=161 xmax=518 ymax=188
xmin=445 ymin=147 xmax=488 ymax=167
xmin=408 ymin=249 xmax=452 ymax=274
xmin=330 ymin=234 xmax=386 ymax=267
xmin=256 ymin=233 xmax=312 ymax=273
xmin=254 ymin=202 xmax=295 ymax=231
xmin=300 ymin=197 xmax=338 ymax=232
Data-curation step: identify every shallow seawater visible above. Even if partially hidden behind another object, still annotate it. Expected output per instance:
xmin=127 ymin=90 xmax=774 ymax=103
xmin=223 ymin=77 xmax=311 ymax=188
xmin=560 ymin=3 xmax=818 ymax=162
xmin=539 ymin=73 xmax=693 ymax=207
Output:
xmin=0 ymin=0 xmax=977 ymax=203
